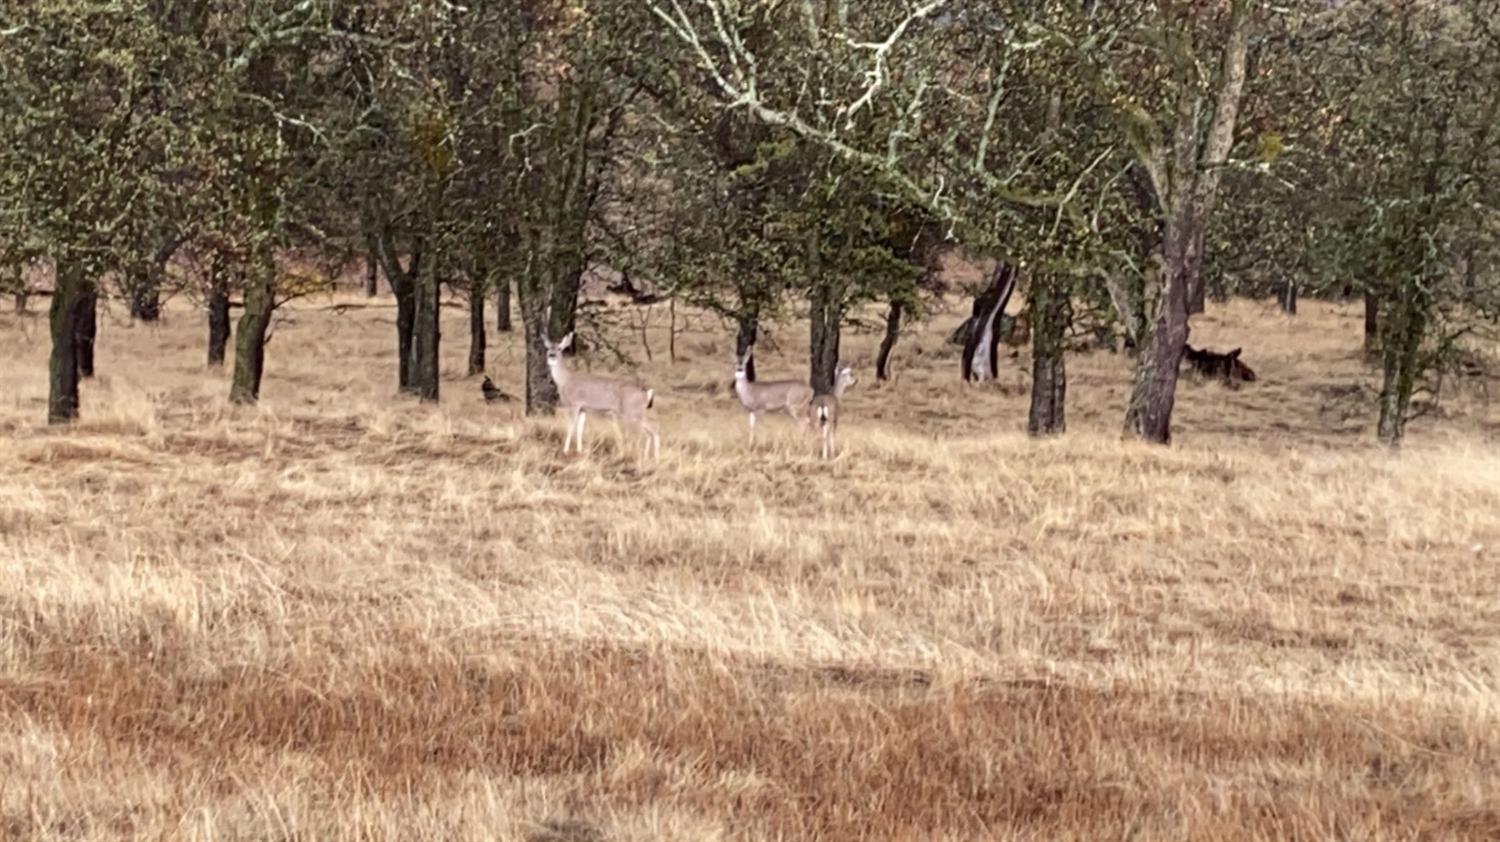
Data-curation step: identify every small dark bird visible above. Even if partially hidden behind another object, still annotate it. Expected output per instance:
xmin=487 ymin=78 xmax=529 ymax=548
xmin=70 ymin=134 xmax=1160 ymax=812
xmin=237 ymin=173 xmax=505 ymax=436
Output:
xmin=481 ymin=376 xmax=512 ymax=403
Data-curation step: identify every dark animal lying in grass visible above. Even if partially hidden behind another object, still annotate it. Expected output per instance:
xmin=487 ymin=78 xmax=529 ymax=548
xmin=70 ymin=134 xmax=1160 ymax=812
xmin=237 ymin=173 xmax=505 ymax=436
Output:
xmin=1184 ymin=345 xmax=1257 ymax=386
xmin=480 ymin=376 xmax=513 ymax=403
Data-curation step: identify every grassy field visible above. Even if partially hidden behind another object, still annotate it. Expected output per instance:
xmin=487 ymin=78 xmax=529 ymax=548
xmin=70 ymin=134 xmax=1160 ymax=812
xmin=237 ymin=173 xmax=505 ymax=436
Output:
xmin=2 ymin=291 xmax=1499 ymax=840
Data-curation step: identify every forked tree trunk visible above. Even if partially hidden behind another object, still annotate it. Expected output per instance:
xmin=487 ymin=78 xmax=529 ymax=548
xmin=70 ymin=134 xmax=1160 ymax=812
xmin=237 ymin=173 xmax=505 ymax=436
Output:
xmin=1124 ymin=1 xmax=1251 ymax=443
xmin=76 ymin=286 xmax=97 ymax=378
xmin=961 ymin=262 xmax=1017 ymax=382
xmin=876 ymin=300 xmax=904 ymax=382
xmin=1027 ymin=274 xmax=1069 ymax=436
xmin=468 ymin=285 xmax=486 ymax=376
xmin=47 ymin=258 xmax=87 ymax=424
xmin=229 ymin=250 xmax=275 ymax=405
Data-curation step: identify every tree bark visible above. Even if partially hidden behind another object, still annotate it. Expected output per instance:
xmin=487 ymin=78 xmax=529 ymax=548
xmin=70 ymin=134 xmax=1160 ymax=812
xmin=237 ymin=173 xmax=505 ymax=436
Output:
xmin=468 ymin=285 xmax=486 ymax=376
xmin=364 ymin=233 xmax=380 ymax=297
xmin=1363 ymin=290 xmax=1379 ymax=354
xmin=1376 ymin=280 xmax=1426 ymax=447
xmin=76 ymin=285 xmax=97 ymax=379
xmin=809 ymin=279 xmax=842 ymax=394
xmin=1125 ymin=226 xmax=1194 ymax=443
xmin=372 ymin=217 xmax=421 ymax=394
xmin=495 ymin=276 xmax=512 ymax=332
xmin=410 ymin=246 xmax=441 ymax=403
xmin=229 ymin=248 xmax=275 ymax=405
xmin=876 ymin=300 xmax=904 ymax=382
xmin=47 ymin=258 xmax=87 ymax=424
xmin=1186 ymin=238 xmax=1207 ymax=316
xmin=127 ymin=266 xmax=162 ymax=322
xmin=1027 ymin=274 xmax=1069 ymax=436
xmin=207 ymin=283 xmax=231 ymax=366
xmin=961 ymin=262 xmax=1017 ymax=382
xmin=517 ymin=263 xmax=560 ymax=415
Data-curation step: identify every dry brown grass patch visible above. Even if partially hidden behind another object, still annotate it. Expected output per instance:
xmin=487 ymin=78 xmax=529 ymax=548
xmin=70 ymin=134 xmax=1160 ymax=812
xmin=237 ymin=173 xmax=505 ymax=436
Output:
xmin=1 ymin=295 xmax=1498 ymax=840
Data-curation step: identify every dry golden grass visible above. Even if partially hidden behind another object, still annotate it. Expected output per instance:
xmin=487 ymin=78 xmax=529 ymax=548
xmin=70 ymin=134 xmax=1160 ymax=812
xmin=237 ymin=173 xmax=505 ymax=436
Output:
xmin=1 ymin=292 xmax=1499 ymax=841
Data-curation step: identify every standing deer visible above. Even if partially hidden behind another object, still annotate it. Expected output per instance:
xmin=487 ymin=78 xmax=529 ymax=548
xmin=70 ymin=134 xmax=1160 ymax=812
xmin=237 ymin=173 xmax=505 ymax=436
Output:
xmin=544 ymin=332 xmax=660 ymax=459
xmin=733 ymin=349 xmax=814 ymax=445
xmin=809 ymin=364 xmax=857 ymax=459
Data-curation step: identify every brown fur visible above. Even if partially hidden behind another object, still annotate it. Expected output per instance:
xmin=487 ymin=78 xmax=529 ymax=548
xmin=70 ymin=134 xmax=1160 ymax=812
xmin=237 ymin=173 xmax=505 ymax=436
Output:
xmin=1184 ymin=345 xmax=1257 ymax=386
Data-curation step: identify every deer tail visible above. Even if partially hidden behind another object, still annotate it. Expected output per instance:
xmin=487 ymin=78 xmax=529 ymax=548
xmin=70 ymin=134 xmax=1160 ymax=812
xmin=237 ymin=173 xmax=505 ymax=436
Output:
xmin=645 ymin=389 xmax=655 ymax=410
xmin=816 ymin=404 xmax=831 ymax=426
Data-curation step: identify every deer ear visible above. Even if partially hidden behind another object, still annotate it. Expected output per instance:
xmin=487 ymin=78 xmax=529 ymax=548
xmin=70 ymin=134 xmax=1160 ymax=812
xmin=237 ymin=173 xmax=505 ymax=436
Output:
xmin=1228 ymin=348 xmax=1242 ymax=359
xmin=560 ymin=332 xmax=574 ymax=351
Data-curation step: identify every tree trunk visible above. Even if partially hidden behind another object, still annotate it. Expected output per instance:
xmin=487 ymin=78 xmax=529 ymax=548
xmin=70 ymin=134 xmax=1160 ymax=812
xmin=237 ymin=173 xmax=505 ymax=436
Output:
xmin=127 ymin=266 xmax=162 ymax=322
xmin=1123 ymin=0 xmax=1251 ymax=443
xmin=468 ymin=286 xmax=486 ymax=376
xmin=229 ymin=249 xmax=275 ymax=405
xmin=207 ymin=284 xmax=231 ymax=366
xmin=876 ymin=300 xmax=904 ymax=382
xmin=1278 ymin=278 xmax=1298 ymax=315
xmin=1125 ymin=233 xmax=1193 ymax=444
xmin=809 ymin=280 xmax=842 ymax=394
xmin=495 ymin=277 xmax=512 ymax=332
xmin=410 ymin=250 xmax=441 ymax=403
xmin=364 ymin=234 xmax=380 ymax=297
xmin=1363 ymin=290 xmax=1379 ymax=354
xmin=518 ymin=270 xmax=559 ymax=415
xmin=1376 ymin=281 xmax=1427 ymax=448
xmin=1027 ymin=275 xmax=1069 ymax=436
xmin=76 ymin=285 xmax=97 ymax=379
xmin=962 ymin=262 xmax=1017 ymax=382
xmin=47 ymin=259 xmax=87 ymax=424
xmin=1186 ymin=240 xmax=1207 ymax=316
xmin=8 ymin=263 xmax=26 ymax=313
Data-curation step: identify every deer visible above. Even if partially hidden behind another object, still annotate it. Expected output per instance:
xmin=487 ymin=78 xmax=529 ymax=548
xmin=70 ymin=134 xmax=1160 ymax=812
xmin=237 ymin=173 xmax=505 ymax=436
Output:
xmin=733 ymin=348 xmax=815 ymax=445
xmin=544 ymin=332 xmax=660 ymax=459
xmin=809 ymin=364 xmax=857 ymax=459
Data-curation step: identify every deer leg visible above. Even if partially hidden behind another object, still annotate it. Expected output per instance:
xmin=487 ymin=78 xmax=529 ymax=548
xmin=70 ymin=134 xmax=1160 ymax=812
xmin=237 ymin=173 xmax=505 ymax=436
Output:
xmin=564 ymin=408 xmax=578 ymax=453
xmin=747 ymin=412 xmax=757 ymax=446
xmin=576 ymin=411 xmax=588 ymax=453
xmin=639 ymin=418 xmax=660 ymax=460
